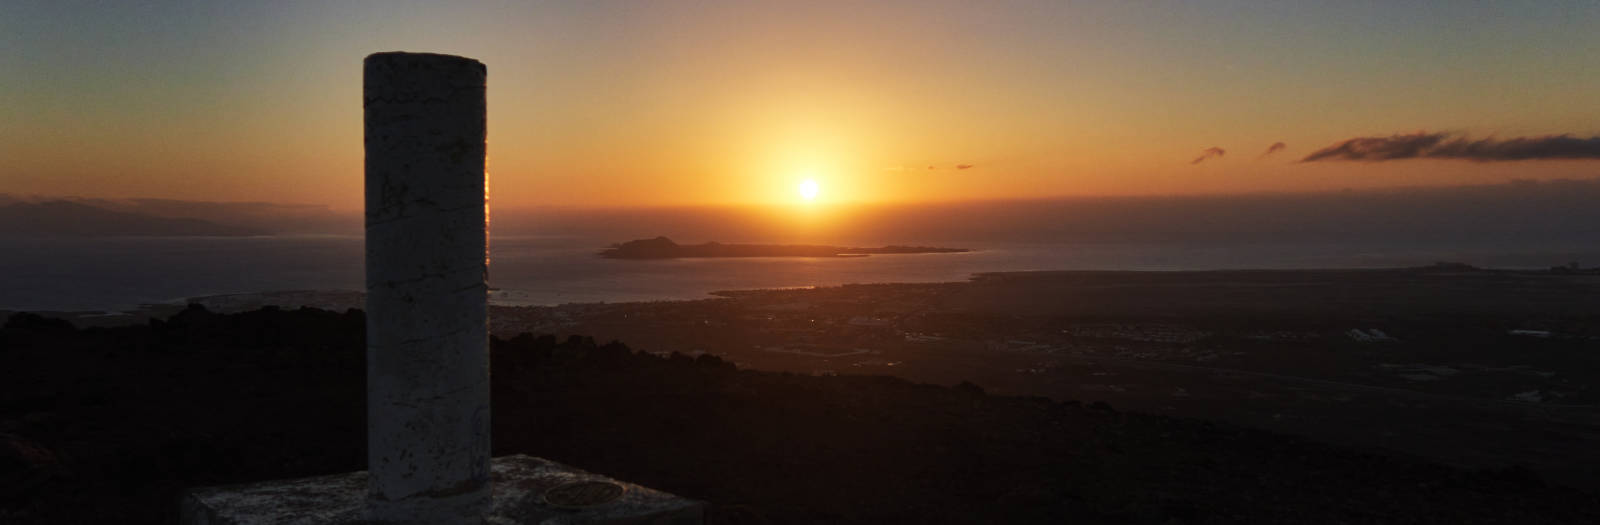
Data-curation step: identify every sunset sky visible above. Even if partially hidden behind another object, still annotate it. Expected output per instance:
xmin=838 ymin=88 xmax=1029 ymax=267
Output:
xmin=4 ymin=1 xmax=1598 ymax=210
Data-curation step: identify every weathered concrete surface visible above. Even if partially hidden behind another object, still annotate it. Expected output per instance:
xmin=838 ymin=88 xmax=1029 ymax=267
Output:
xmin=181 ymin=455 xmax=705 ymax=525
xmin=363 ymin=51 xmax=491 ymax=523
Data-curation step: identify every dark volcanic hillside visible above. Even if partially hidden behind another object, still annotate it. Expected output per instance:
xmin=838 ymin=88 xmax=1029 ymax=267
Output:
xmin=1 ymin=307 xmax=1593 ymax=524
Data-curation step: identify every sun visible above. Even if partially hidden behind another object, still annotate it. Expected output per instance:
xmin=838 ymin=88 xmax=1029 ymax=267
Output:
xmin=798 ymin=178 xmax=820 ymax=201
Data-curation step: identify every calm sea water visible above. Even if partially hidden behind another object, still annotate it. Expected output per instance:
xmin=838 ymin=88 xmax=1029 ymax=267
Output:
xmin=2 ymin=235 xmax=1596 ymax=312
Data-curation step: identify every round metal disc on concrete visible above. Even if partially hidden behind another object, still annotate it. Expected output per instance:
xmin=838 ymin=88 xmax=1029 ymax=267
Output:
xmin=542 ymin=480 xmax=626 ymax=509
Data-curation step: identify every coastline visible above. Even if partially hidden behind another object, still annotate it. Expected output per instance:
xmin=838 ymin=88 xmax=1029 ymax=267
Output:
xmin=7 ymin=235 xmax=1599 ymax=314
xmin=8 ymin=265 xmax=1600 ymax=492
xmin=10 ymin=263 xmax=1593 ymax=327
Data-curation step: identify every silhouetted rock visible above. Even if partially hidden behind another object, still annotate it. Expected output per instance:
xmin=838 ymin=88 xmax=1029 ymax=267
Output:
xmin=3 ymin=312 xmax=75 ymax=333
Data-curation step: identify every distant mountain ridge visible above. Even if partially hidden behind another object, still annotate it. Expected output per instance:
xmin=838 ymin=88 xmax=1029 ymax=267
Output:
xmin=0 ymin=193 xmax=362 ymax=236
xmin=0 ymin=200 xmax=267 ymax=237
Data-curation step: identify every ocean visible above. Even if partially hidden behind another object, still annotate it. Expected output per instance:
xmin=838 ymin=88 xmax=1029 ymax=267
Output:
xmin=2 ymin=235 xmax=1596 ymax=312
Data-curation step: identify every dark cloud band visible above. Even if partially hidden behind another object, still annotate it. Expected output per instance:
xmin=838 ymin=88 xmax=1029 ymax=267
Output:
xmin=1302 ymin=132 xmax=1600 ymax=162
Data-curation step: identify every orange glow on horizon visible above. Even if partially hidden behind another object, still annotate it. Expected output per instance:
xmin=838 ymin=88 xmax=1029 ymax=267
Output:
xmin=2 ymin=3 xmax=1597 ymax=210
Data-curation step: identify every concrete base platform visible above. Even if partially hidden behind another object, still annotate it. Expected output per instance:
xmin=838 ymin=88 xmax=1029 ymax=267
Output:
xmin=181 ymin=455 xmax=704 ymax=525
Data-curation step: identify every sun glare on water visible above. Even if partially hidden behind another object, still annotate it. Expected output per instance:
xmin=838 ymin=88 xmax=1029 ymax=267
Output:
xmin=799 ymin=179 xmax=820 ymax=201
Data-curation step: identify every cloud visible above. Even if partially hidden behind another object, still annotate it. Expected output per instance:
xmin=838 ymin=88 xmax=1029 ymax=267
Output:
xmin=1431 ymin=134 xmax=1600 ymax=161
xmin=1301 ymin=132 xmax=1600 ymax=162
xmin=1259 ymin=142 xmax=1286 ymax=159
xmin=901 ymin=163 xmax=975 ymax=171
xmin=1299 ymin=132 xmax=1446 ymax=162
xmin=1190 ymin=147 xmax=1226 ymax=165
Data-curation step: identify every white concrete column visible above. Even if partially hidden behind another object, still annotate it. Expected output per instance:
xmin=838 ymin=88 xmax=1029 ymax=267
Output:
xmin=363 ymin=52 xmax=490 ymax=524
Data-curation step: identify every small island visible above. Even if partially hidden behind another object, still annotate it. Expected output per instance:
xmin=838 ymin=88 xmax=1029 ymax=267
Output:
xmin=600 ymin=236 xmax=970 ymax=259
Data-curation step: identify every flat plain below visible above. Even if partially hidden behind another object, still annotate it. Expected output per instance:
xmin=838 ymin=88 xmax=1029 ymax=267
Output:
xmin=490 ymin=266 xmax=1600 ymax=490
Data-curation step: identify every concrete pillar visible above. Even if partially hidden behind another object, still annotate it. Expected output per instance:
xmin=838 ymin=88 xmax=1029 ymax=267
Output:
xmin=363 ymin=52 xmax=490 ymax=524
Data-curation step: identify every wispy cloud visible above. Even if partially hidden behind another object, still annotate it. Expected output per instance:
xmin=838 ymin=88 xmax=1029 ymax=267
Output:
xmin=1302 ymin=132 xmax=1600 ymax=162
xmin=1258 ymin=142 xmax=1286 ymax=159
xmin=896 ymin=163 xmax=976 ymax=171
xmin=1190 ymin=147 xmax=1226 ymax=165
